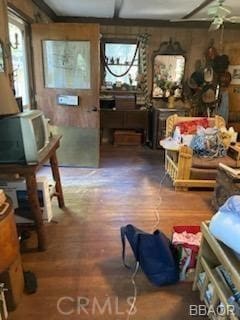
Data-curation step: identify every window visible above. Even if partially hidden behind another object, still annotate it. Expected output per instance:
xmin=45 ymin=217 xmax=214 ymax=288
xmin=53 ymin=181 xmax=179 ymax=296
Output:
xmin=42 ymin=40 xmax=91 ymax=89
xmin=103 ymin=41 xmax=139 ymax=89
xmin=8 ymin=13 xmax=30 ymax=108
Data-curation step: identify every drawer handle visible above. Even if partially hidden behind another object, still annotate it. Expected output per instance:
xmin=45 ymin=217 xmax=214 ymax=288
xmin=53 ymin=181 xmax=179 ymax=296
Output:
xmin=0 ymin=202 xmax=10 ymax=216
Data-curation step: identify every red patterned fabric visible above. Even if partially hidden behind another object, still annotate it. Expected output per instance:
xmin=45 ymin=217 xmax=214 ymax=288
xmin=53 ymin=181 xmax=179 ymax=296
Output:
xmin=176 ymin=118 xmax=209 ymax=134
xmin=172 ymin=226 xmax=201 ymax=270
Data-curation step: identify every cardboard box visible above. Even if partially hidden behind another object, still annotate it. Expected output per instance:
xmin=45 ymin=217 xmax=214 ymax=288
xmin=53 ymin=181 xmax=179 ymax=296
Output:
xmin=0 ymin=177 xmax=53 ymax=223
xmin=114 ymin=130 xmax=142 ymax=146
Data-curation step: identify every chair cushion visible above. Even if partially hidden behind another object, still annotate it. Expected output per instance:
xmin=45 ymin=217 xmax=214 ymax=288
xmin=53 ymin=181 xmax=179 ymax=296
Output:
xmin=176 ymin=118 xmax=209 ymax=134
xmin=192 ymin=155 xmax=240 ymax=169
xmin=190 ymin=167 xmax=217 ymax=180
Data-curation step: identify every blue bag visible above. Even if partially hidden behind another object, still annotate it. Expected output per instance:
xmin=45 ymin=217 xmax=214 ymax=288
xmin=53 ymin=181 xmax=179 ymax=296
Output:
xmin=121 ymin=224 xmax=179 ymax=286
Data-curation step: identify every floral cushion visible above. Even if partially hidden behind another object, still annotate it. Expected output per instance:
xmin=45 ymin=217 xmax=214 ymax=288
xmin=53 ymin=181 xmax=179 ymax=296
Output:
xmin=176 ymin=118 xmax=209 ymax=134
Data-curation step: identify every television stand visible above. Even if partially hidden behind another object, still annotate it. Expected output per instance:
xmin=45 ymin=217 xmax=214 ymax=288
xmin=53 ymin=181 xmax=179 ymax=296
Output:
xmin=0 ymin=135 xmax=65 ymax=251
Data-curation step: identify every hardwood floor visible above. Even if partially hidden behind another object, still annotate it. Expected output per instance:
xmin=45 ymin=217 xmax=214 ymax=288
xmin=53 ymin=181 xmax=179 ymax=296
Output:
xmin=9 ymin=145 xmax=213 ymax=320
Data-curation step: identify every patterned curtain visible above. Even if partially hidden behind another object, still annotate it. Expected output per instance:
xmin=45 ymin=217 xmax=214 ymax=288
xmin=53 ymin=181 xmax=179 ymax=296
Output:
xmin=138 ymin=33 xmax=151 ymax=107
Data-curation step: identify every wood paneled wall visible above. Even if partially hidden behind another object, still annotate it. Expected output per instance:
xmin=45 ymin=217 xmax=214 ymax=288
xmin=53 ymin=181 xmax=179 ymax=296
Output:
xmin=7 ymin=0 xmax=51 ymax=22
xmin=8 ymin=0 xmax=34 ymax=20
xmin=224 ymin=43 xmax=240 ymax=113
xmin=101 ymin=24 xmax=240 ymax=112
xmin=1 ymin=0 xmax=240 ymax=113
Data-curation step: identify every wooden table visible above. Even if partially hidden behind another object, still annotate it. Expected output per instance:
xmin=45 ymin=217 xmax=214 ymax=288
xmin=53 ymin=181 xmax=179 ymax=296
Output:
xmin=100 ymin=109 xmax=149 ymax=143
xmin=0 ymin=135 xmax=65 ymax=251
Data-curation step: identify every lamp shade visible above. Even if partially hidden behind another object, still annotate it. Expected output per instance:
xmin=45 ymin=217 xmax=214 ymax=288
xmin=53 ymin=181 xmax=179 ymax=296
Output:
xmin=0 ymin=74 xmax=19 ymax=116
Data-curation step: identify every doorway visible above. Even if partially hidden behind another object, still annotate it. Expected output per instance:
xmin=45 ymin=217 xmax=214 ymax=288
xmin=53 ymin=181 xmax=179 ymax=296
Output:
xmin=31 ymin=23 xmax=100 ymax=167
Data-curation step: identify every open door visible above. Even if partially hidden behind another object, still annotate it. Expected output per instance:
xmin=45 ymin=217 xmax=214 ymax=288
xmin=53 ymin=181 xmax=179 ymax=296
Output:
xmin=31 ymin=23 xmax=100 ymax=167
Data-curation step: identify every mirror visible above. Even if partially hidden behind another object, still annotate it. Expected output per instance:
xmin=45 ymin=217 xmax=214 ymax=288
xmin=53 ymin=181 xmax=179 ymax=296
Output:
xmin=152 ymin=39 xmax=185 ymax=99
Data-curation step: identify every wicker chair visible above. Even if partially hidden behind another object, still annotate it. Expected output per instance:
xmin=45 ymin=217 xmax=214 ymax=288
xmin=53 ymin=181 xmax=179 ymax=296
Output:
xmin=164 ymin=114 xmax=240 ymax=191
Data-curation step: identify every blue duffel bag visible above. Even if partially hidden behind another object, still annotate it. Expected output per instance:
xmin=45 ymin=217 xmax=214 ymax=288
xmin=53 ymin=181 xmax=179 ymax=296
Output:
xmin=120 ymin=224 xmax=179 ymax=286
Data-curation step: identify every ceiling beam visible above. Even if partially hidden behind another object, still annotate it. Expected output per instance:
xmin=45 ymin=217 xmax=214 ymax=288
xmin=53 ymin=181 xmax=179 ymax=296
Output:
xmin=55 ymin=15 xmax=240 ymax=29
xmin=56 ymin=16 xmax=208 ymax=27
xmin=183 ymin=0 xmax=215 ymax=19
xmin=114 ymin=0 xmax=124 ymax=18
xmin=29 ymin=0 xmax=240 ymax=30
xmin=32 ymin=0 xmax=58 ymax=21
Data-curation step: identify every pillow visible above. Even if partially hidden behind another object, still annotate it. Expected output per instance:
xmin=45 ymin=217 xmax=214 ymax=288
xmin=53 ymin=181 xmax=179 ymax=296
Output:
xmin=176 ymin=118 xmax=209 ymax=134
xmin=209 ymin=195 xmax=240 ymax=254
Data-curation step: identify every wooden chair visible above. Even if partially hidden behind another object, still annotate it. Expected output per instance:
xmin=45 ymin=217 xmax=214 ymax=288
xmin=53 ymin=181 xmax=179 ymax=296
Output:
xmin=164 ymin=114 xmax=240 ymax=191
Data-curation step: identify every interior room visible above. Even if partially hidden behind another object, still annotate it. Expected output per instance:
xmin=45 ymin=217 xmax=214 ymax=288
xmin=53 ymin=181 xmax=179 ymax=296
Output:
xmin=0 ymin=0 xmax=240 ymax=319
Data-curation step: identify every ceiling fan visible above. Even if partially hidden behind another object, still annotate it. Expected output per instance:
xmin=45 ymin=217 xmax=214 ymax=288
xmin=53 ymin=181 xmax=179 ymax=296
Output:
xmin=207 ymin=0 xmax=240 ymax=31
xmin=173 ymin=0 xmax=240 ymax=31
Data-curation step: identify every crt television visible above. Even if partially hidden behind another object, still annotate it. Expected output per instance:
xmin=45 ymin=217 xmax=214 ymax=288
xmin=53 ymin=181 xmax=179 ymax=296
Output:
xmin=0 ymin=110 xmax=50 ymax=164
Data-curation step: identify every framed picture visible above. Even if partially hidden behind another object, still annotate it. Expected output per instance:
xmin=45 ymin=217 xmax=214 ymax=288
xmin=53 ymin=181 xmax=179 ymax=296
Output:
xmin=228 ymin=65 xmax=240 ymax=85
xmin=42 ymin=40 xmax=91 ymax=89
xmin=0 ymin=40 xmax=5 ymax=72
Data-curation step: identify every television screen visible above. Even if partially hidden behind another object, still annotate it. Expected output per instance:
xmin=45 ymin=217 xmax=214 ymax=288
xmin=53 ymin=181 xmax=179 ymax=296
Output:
xmin=0 ymin=110 xmax=49 ymax=164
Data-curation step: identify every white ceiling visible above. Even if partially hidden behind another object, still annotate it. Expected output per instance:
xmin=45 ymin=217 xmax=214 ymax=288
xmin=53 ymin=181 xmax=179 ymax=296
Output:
xmin=119 ymin=0 xmax=201 ymax=20
xmin=43 ymin=0 xmax=240 ymax=21
xmin=44 ymin=0 xmax=115 ymax=18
